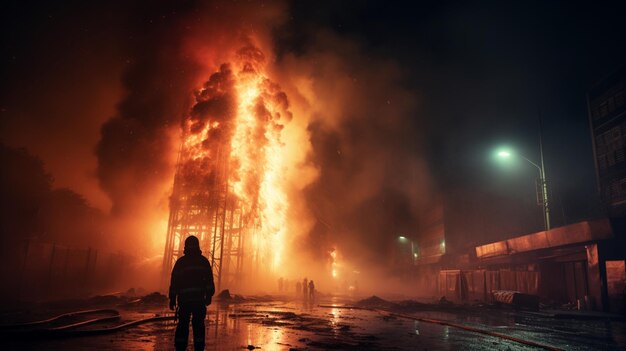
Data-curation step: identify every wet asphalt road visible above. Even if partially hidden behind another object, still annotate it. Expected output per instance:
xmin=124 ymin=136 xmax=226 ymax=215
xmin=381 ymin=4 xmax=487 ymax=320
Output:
xmin=1 ymin=296 xmax=625 ymax=350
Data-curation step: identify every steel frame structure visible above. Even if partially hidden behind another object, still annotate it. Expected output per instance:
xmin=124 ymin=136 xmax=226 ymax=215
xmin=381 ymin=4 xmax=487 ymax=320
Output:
xmin=162 ymin=142 xmax=247 ymax=291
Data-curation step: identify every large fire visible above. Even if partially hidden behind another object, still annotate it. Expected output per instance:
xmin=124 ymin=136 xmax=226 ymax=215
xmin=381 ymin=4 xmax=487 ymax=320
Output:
xmin=169 ymin=36 xmax=292 ymax=285
xmin=230 ymin=48 xmax=289 ymax=271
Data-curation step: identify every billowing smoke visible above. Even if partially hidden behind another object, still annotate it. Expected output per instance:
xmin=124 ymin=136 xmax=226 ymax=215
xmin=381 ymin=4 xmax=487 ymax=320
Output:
xmin=275 ymin=31 xmax=433 ymax=283
xmin=94 ymin=1 xmax=198 ymax=254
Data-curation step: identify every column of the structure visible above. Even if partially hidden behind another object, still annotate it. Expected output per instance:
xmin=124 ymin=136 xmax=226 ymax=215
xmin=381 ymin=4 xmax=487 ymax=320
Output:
xmin=221 ymin=202 xmax=237 ymax=288
xmin=162 ymin=200 xmax=181 ymax=281
xmin=216 ymin=189 xmax=229 ymax=291
xmin=235 ymin=212 xmax=244 ymax=284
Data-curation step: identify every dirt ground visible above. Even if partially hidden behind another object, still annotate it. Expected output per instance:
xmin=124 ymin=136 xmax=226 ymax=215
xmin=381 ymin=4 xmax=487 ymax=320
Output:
xmin=1 ymin=294 xmax=625 ymax=350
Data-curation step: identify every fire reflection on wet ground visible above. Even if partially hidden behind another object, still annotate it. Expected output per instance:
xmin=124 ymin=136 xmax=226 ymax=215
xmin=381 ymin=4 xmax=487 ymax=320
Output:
xmin=2 ymin=296 xmax=625 ymax=350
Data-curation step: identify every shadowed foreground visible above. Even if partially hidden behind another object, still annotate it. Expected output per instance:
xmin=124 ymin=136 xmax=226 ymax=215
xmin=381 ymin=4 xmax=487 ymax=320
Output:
xmin=1 ymin=293 xmax=625 ymax=350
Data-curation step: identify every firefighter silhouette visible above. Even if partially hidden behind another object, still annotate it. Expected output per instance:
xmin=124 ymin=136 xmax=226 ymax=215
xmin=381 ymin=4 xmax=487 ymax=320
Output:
xmin=308 ymin=280 xmax=315 ymax=300
xmin=169 ymin=236 xmax=215 ymax=351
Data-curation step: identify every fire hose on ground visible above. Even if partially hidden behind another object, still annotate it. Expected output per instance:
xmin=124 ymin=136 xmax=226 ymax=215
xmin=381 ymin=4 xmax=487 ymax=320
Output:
xmin=319 ymin=305 xmax=564 ymax=351
xmin=0 ymin=308 xmax=176 ymax=339
xmin=2 ymin=304 xmax=566 ymax=349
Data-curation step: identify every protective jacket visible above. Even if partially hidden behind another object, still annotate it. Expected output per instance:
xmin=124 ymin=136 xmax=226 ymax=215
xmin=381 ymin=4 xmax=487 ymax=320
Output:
xmin=169 ymin=252 xmax=215 ymax=306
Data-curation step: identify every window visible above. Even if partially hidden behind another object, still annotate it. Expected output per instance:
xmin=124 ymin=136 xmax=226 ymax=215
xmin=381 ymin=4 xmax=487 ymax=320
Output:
xmin=596 ymin=126 xmax=625 ymax=172
xmin=598 ymin=154 xmax=607 ymax=170
xmin=607 ymin=178 xmax=626 ymax=202
xmin=608 ymin=97 xmax=615 ymax=113
xmin=600 ymin=102 xmax=608 ymax=117
xmin=592 ymin=107 xmax=600 ymax=119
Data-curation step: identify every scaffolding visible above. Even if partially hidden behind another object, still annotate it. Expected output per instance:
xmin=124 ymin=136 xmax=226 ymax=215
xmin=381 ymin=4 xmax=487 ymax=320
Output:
xmin=162 ymin=140 xmax=247 ymax=291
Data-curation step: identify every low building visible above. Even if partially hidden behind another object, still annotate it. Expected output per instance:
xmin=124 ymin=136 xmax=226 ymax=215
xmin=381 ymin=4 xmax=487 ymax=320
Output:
xmin=474 ymin=219 xmax=624 ymax=312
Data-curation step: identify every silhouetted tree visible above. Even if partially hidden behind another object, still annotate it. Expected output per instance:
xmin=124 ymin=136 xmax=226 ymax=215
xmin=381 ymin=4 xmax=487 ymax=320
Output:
xmin=0 ymin=143 xmax=104 ymax=246
xmin=0 ymin=143 xmax=52 ymax=239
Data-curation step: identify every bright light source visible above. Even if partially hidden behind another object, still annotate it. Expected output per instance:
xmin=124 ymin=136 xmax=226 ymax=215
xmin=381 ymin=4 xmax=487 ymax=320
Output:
xmin=413 ymin=253 xmax=418 ymax=258
xmin=332 ymin=269 xmax=337 ymax=278
xmin=398 ymin=236 xmax=407 ymax=241
xmin=497 ymin=151 xmax=511 ymax=158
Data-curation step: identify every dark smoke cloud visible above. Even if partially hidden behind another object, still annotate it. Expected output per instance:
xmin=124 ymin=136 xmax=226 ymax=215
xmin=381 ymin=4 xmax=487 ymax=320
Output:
xmin=179 ymin=63 xmax=236 ymax=199
xmin=277 ymin=31 xmax=434 ymax=266
xmin=191 ymin=64 xmax=236 ymax=125
xmin=95 ymin=1 xmax=200 ymax=215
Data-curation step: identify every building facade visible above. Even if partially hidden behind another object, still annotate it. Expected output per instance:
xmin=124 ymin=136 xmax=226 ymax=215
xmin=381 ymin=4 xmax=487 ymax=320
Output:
xmin=588 ymin=65 xmax=626 ymax=216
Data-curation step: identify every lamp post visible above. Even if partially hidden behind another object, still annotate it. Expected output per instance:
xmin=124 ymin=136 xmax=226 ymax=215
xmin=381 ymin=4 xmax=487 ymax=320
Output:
xmin=496 ymin=147 xmax=551 ymax=231
xmin=398 ymin=236 xmax=417 ymax=265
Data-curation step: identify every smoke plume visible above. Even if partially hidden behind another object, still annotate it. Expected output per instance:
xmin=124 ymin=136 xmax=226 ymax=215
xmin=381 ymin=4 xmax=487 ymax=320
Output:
xmin=276 ymin=31 xmax=433 ymax=272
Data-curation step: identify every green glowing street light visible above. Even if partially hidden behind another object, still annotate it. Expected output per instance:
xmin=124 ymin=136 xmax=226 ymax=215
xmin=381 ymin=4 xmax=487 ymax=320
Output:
xmin=397 ymin=236 xmax=416 ymax=264
xmin=495 ymin=147 xmax=551 ymax=230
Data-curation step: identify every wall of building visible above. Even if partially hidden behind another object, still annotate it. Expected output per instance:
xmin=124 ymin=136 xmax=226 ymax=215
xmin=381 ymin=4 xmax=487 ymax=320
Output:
xmin=588 ymin=65 xmax=626 ymax=216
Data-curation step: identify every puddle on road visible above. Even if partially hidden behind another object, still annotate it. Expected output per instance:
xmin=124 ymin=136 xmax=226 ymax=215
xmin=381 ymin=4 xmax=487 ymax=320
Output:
xmin=2 ymin=298 xmax=626 ymax=350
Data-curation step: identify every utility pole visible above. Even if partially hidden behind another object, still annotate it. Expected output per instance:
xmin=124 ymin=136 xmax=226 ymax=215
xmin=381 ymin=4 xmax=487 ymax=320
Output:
xmin=538 ymin=113 xmax=551 ymax=230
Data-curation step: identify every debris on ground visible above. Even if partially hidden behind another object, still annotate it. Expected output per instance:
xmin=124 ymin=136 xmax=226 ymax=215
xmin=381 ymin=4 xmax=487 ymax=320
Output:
xmin=215 ymin=289 xmax=247 ymax=303
xmin=2 ymin=297 xmax=623 ymax=350
xmin=355 ymin=296 xmax=395 ymax=309
xmin=438 ymin=296 xmax=453 ymax=306
xmin=217 ymin=289 xmax=232 ymax=300
xmin=139 ymin=292 xmax=168 ymax=305
xmin=492 ymin=290 xmax=539 ymax=311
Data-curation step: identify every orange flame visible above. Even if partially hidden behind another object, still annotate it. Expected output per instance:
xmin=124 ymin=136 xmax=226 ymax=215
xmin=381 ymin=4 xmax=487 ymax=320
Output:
xmin=230 ymin=65 xmax=288 ymax=271
xmin=180 ymin=36 xmax=291 ymax=276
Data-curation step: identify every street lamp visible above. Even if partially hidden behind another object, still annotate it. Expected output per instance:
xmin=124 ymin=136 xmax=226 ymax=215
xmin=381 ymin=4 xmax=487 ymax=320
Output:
xmin=496 ymin=148 xmax=551 ymax=230
xmin=397 ymin=236 xmax=417 ymax=264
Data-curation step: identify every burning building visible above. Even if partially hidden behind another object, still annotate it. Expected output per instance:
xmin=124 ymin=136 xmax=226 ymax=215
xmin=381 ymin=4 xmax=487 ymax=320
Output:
xmin=162 ymin=37 xmax=294 ymax=291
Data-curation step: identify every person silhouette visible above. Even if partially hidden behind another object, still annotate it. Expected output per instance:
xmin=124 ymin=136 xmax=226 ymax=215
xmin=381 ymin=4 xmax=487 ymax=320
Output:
xmin=308 ymin=280 xmax=315 ymax=301
xmin=169 ymin=236 xmax=215 ymax=351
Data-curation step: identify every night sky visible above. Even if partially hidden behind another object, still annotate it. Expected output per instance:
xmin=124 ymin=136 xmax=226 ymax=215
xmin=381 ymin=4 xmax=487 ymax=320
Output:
xmin=282 ymin=0 xmax=626 ymax=226
xmin=2 ymin=0 xmax=626 ymax=251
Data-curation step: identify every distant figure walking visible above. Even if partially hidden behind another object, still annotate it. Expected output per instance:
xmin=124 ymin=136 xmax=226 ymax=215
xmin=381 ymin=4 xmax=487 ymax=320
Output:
xmin=295 ymin=281 xmax=302 ymax=295
xmin=302 ymin=278 xmax=308 ymax=299
xmin=308 ymin=280 xmax=315 ymax=301
xmin=278 ymin=277 xmax=284 ymax=292
xmin=169 ymin=236 xmax=215 ymax=351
